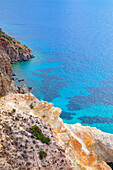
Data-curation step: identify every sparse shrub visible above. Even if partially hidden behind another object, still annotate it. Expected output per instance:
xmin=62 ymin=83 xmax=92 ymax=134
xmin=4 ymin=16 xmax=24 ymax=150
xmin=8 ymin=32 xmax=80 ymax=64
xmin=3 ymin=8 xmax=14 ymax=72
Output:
xmin=2 ymin=35 xmax=6 ymax=39
xmin=5 ymin=35 xmax=12 ymax=42
xmin=29 ymin=125 xmax=50 ymax=144
xmin=39 ymin=151 xmax=47 ymax=159
xmin=42 ymin=115 xmax=46 ymax=118
xmin=12 ymin=109 xmax=16 ymax=113
xmin=30 ymin=104 xmax=34 ymax=109
xmin=13 ymin=41 xmax=16 ymax=44
xmin=19 ymin=47 xmax=22 ymax=50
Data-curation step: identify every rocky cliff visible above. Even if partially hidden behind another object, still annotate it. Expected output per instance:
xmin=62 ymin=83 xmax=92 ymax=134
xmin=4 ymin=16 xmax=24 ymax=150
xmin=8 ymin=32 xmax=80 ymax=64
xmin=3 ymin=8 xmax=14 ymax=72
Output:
xmin=0 ymin=29 xmax=34 ymax=64
xmin=0 ymin=29 xmax=34 ymax=96
xmin=0 ymin=93 xmax=112 ymax=170
xmin=0 ymin=73 xmax=18 ymax=96
xmin=0 ymin=96 xmax=73 ymax=170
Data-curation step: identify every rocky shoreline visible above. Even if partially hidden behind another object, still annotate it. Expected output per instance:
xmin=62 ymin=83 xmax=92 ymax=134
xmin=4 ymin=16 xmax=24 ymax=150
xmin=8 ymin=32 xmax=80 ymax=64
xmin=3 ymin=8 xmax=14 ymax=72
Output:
xmin=0 ymin=29 xmax=34 ymax=96
xmin=0 ymin=29 xmax=113 ymax=169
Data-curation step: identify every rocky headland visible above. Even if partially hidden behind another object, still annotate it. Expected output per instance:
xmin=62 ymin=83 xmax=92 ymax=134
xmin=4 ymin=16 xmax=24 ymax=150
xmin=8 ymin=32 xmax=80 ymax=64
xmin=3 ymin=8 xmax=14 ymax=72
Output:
xmin=0 ymin=30 xmax=113 ymax=169
xmin=0 ymin=29 xmax=34 ymax=96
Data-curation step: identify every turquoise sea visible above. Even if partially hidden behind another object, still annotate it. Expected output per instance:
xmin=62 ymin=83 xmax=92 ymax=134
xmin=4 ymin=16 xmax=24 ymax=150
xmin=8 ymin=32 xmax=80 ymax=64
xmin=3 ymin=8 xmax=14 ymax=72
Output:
xmin=0 ymin=0 xmax=113 ymax=133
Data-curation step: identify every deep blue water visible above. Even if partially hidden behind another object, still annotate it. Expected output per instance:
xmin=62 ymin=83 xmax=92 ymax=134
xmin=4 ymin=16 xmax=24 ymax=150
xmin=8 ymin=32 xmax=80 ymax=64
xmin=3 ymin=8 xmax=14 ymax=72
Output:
xmin=0 ymin=0 xmax=113 ymax=133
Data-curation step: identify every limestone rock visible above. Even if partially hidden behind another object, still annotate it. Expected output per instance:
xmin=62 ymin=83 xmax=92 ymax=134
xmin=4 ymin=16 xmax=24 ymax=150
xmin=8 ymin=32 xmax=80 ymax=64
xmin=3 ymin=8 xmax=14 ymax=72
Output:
xmin=20 ymin=83 xmax=29 ymax=94
xmin=0 ymin=73 xmax=18 ymax=96
xmin=97 ymin=161 xmax=111 ymax=170
xmin=0 ymin=93 xmax=112 ymax=169
xmin=0 ymin=96 xmax=73 ymax=170
xmin=75 ymin=123 xmax=113 ymax=163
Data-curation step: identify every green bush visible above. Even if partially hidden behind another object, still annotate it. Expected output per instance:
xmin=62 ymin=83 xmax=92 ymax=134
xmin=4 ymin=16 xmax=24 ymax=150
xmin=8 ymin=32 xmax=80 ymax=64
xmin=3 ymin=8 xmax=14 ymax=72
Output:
xmin=2 ymin=35 xmax=6 ymax=38
xmin=29 ymin=125 xmax=50 ymax=144
xmin=13 ymin=41 xmax=16 ymax=44
xmin=5 ymin=36 xmax=12 ymax=42
xmin=12 ymin=109 xmax=16 ymax=112
xmin=30 ymin=104 xmax=34 ymax=109
xmin=19 ymin=47 xmax=22 ymax=50
xmin=39 ymin=151 xmax=47 ymax=159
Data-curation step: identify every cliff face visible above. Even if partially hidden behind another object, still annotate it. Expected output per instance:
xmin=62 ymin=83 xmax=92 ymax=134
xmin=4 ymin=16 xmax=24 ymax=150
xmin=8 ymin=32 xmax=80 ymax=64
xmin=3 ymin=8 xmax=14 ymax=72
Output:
xmin=0 ymin=49 xmax=13 ymax=77
xmin=0 ymin=73 xmax=18 ymax=96
xmin=0 ymin=29 xmax=34 ymax=64
xmin=0 ymin=29 xmax=34 ymax=96
xmin=0 ymin=93 xmax=112 ymax=170
xmin=0 ymin=29 xmax=34 ymax=77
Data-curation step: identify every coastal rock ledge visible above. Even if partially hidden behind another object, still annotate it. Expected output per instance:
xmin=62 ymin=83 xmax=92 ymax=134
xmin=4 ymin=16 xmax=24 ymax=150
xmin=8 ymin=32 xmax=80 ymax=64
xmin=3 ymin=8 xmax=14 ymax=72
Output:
xmin=0 ymin=93 xmax=112 ymax=170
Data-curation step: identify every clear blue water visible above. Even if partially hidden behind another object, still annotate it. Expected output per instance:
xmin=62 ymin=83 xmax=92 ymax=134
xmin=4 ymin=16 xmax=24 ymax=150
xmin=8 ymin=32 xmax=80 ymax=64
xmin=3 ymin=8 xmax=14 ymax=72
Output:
xmin=0 ymin=0 xmax=113 ymax=133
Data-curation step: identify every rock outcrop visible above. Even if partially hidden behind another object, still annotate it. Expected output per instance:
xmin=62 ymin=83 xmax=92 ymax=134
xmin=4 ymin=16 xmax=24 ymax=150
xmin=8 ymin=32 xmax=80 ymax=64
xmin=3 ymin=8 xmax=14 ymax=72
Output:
xmin=0 ymin=73 xmax=18 ymax=96
xmin=0 ymin=93 xmax=112 ymax=170
xmin=19 ymin=83 xmax=29 ymax=94
xmin=0 ymin=29 xmax=35 ymax=96
xmin=73 ymin=123 xmax=113 ymax=164
xmin=0 ymin=104 xmax=73 ymax=169
xmin=0 ymin=29 xmax=34 ymax=65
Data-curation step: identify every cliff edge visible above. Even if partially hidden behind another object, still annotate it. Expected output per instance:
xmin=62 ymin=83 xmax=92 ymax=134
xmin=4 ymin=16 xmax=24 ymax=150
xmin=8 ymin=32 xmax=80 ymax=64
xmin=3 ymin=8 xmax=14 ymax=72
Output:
xmin=0 ymin=29 xmax=34 ymax=96
xmin=0 ymin=93 xmax=112 ymax=170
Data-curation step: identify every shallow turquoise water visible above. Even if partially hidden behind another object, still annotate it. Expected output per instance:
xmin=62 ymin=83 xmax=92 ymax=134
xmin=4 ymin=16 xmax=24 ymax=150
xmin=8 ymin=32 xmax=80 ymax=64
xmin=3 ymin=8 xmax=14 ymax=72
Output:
xmin=0 ymin=0 xmax=113 ymax=133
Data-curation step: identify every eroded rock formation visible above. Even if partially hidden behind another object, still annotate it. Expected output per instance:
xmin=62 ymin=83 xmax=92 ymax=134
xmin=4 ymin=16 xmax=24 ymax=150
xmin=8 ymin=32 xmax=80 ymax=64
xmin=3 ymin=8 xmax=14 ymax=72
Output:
xmin=0 ymin=93 xmax=112 ymax=170
xmin=0 ymin=29 xmax=34 ymax=96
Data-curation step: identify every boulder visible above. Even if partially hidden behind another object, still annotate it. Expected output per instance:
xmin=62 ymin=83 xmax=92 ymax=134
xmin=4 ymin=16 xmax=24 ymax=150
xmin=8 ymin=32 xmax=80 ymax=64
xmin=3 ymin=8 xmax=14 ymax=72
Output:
xmin=0 ymin=73 xmax=18 ymax=96
xmin=20 ymin=83 xmax=29 ymax=94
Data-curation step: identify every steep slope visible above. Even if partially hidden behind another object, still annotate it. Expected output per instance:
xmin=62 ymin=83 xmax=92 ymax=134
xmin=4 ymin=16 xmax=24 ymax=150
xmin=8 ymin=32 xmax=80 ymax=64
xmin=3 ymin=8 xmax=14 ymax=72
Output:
xmin=0 ymin=29 xmax=34 ymax=77
xmin=0 ymin=93 xmax=112 ymax=170
xmin=0 ymin=29 xmax=34 ymax=96
xmin=0 ymin=96 xmax=73 ymax=170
